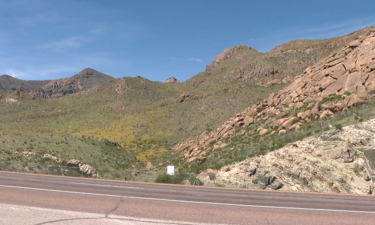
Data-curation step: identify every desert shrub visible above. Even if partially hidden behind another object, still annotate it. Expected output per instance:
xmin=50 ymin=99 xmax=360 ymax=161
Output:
xmin=353 ymin=163 xmax=362 ymax=174
xmin=208 ymin=172 xmax=216 ymax=180
xmin=321 ymin=94 xmax=342 ymax=104
xmin=344 ymin=91 xmax=352 ymax=96
xmin=155 ymin=173 xmax=203 ymax=185
xmin=334 ymin=123 xmax=343 ymax=130
xmin=155 ymin=173 xmax=173 ymax=183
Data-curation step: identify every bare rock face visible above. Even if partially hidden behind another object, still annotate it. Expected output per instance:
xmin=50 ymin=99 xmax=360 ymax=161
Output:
xmin=198 ymin=119 xmax=375 ymax=194
xmin=163 ymin=77 xmax=179 ymax=83
xmin=174 ymin=29 xmax=375 ymax=162
xmin=67 ymin=159 xmax=99 ymax=178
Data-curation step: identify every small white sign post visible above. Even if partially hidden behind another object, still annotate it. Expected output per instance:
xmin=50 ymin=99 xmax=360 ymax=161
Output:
xmin=167 ymin=165 xmax=175 ymax=176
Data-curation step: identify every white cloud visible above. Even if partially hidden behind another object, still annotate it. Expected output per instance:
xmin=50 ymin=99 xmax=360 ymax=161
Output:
xmin=188 ymin=58 xmax=203 ymax=63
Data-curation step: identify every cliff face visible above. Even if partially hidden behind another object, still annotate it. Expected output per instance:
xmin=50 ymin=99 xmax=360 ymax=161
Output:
xmin=198 ymin=119 xmax=375 ymax=195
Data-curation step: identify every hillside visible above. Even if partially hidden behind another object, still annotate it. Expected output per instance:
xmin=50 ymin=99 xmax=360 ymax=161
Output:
xmin=0 ymin=27 xmax=374 ymax=181
xmin=174 ymin=28 xmax=375 ymax=186
xmin=198 ymin=119 xmax=375 ymax=194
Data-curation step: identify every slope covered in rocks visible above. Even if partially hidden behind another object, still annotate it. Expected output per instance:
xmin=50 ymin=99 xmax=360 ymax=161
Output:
xmin=198 ymin=119 xmax=375 ymax=195
xmin=175 ymin=28 xmax=375 ymax=164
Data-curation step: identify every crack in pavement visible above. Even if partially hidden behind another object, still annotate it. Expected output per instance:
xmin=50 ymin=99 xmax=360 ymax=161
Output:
xmin=33 ymin=217 xmax=104 ymax=225
xmin=103 ymin=196 xmax=208 ymax=225
xmin=106 ymin=196 xmax=124 ymax=218
xmin=32 ymin=196 xmax=215 ymax=225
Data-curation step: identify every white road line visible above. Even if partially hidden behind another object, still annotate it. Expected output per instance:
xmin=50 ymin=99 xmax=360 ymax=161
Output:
xmin=72 ymin=182 xmax=144 ymax=189
xmin=0 ymin=184 xmax=374 ymax=214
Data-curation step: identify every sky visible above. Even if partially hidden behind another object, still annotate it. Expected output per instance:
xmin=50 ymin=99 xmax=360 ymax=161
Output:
xmin=0 ymin=0 xmax=374 ymax=82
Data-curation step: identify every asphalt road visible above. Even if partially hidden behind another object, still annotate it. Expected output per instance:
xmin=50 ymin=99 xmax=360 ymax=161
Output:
xmin=1 ymin=171 xmax=375 ymax=225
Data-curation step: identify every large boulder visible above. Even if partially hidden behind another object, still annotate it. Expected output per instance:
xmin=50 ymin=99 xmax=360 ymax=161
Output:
xmin=67 ymin=159 xmax=99 ymax=178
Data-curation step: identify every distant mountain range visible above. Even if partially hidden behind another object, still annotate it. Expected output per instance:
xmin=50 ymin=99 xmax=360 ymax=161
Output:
xmin=0 ymin=68 xmax=114 ymax=98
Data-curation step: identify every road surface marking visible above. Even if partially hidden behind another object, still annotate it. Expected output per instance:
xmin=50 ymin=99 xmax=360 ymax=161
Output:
xmin=0 ymin=184 xmax=374 ymax=214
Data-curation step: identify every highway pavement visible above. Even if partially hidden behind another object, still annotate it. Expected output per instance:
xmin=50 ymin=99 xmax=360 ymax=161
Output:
xmin=0 ymin=171 xmax=375 ymax=224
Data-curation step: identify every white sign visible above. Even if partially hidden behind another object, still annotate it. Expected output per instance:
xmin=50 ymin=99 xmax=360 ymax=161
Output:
xmin=167 ymin=165 xmax=175 ymax=175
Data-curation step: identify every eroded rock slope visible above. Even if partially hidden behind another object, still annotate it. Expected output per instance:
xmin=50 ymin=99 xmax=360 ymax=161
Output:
xmin=198 ymin=119 xmax=375 ymax=195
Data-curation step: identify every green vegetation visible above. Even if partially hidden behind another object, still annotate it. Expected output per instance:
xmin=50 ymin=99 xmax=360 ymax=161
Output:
xmin=334 ymin=123 xmax=343 ymax=130
xmin=321 ymin=94 xmax=343 ymax=104
xmin=155 ymin=173 xmax=203 ymax=185
xmin=0 ymin=134 xmax=142 ymax=179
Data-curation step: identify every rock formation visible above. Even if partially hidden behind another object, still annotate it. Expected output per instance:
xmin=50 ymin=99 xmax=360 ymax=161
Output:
xmin=163 ymin=77 xmax=179 ymax=83
xmin=198 ymin=119 xmax=375 ymax=194
xmin=67 ymin=159 xmax=99 ymax=178
xmin=175 ymin=29 xmax=375 ymax=162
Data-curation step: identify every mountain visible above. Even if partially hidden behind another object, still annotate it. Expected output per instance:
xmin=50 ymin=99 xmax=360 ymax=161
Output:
xmin=174 ymin=28 xmax=375 ymax=188
xmin=0 ymin=27 xmax=374 ymax=182
xmin=35 ymin=68 xmax=114 ymax=98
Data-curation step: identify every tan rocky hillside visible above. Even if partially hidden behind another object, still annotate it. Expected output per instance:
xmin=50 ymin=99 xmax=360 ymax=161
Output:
xmin=174 ymin=28 xmax=375 ymax=162
xmin=35 ymin=68 xmax=114 ymax=98
xmin=198 ymin=119 xmax=375 ymax=195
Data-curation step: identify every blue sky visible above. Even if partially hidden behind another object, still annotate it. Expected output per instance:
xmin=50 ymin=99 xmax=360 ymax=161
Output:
xmin=0 ymin=0 xmax=374 ymax=82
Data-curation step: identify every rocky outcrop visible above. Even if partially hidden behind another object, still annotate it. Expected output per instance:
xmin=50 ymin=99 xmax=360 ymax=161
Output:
xmin=206 ymin=45 xmax=256 ymax=70
xmin=67 ymin=159 xmax=99 ymax=178
xmin=146 ymin=162 xmax=154 ymax=170
xmin=43 ymin=154 xmax=63 ymax=163
xmin=163 ymin=77 xmax=179 ymax=83
xmin=175 ymin=29 xmax=375 ymax=162
xmin=198 ymin=119 xmax=375 ymax=194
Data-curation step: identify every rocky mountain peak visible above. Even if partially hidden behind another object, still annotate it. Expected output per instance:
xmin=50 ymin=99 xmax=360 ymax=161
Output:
xmin=74 ymin=68 xmax=108 ymax=78
xmin=205 ymin=45 xmax=258 ymax=70
xmin=163 ymin=77 xmax=179 ymax=83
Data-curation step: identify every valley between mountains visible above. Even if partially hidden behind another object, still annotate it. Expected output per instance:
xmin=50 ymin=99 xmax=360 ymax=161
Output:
xmin=1 ymin=27 xmax=375 ymax=194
